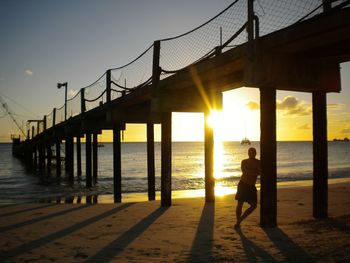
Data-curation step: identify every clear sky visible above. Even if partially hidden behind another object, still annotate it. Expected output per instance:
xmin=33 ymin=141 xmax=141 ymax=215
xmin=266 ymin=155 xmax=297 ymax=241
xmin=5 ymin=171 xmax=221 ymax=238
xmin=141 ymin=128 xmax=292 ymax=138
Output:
xmin=0 ymin=0 xmax=349 ymax=142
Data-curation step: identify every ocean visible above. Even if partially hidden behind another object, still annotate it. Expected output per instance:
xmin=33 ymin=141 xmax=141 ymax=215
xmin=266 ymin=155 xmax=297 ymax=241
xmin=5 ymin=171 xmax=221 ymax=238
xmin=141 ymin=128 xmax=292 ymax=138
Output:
xmin=0 ymin=141 xmax=349 ymax=203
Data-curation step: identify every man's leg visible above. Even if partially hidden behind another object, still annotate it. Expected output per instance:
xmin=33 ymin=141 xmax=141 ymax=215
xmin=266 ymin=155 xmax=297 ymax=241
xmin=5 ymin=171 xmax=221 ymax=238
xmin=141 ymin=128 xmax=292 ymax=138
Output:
xmin=235 ymin=201 xmax=244 ymax=227
xmin=238 ymin=201 xmax=257 ymax=225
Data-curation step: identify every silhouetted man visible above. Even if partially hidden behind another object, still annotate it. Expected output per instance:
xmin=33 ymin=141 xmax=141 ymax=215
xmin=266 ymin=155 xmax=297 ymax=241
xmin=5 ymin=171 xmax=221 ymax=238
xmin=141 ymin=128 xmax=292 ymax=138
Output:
xmin=235 ymin=147 xmax=260 ymax=227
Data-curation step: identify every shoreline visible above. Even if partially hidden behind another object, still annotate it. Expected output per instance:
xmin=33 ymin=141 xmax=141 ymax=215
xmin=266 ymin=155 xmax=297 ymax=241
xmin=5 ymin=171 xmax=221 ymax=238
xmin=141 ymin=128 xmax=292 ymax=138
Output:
xmin=1 ymin=180 xmax=350 ymax=262
xmin=33 ymin=177 xmax=350 ymax=204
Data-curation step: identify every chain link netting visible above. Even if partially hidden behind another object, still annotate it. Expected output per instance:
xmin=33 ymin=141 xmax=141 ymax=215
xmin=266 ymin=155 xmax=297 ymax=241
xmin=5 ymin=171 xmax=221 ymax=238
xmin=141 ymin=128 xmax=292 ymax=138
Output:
xmin=56 ymin=105 xmax=65 ymax=124
xmin=110 ymin=44 xmax=154 ymax=96
xmin=66 ymin=89 xmax=82 ymax=119
xmin=159 ymin=0 xmax=247 ymax=78
xmin=45 ymin=110 xmax=54 ymax=130
xmin=84 ymin=73 xmax=107 ymax=111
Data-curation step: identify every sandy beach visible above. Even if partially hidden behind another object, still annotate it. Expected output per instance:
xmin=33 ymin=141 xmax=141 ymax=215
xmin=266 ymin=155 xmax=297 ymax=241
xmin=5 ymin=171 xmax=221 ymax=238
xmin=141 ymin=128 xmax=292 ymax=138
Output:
xmin=0 ymin=179 xmax=350 ymax=262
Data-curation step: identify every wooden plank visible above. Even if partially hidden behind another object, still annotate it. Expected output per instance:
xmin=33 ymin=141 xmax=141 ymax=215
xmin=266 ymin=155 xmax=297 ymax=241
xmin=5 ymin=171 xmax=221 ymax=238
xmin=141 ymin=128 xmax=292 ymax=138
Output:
xmin=260 ymin=87 xmax=277 ymax=227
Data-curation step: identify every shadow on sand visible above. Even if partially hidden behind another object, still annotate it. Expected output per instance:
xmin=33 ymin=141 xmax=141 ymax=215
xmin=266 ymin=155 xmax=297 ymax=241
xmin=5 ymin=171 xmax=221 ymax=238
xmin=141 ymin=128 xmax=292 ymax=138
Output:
xmin=0 ymin=204 xmax=90 ymax=233
xmin=263 ymin=227 xmax=313 ymax=262
xmin=86 ymin=206 xmax=168 ymax=263
xmin=1 ymin=203 xmax=134 ymax=261
xmin=0 ymin=203 xmax=54 ymax=218
xmin=187 ymin=202 xmax=215 ymax=262
xmin=235 ymin=227 xmax=277 ymax=262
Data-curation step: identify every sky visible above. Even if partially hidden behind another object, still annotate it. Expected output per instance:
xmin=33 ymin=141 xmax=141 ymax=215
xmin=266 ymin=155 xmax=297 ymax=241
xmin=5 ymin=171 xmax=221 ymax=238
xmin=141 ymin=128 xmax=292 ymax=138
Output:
xmin=0 ymin=0 xmax=349 ymax=142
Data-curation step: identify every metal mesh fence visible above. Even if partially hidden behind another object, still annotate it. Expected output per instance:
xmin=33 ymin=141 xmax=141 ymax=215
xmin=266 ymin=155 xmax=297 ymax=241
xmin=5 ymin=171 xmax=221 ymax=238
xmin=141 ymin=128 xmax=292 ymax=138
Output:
xmin=110 ymin=44 xmax=154 ymax=96
xmin=84 ymin=73 xmax=107 ymax=111
xmin=159 ymin=0 xmax=247 ymax=77
xmin=46 ymin=110 xmax=54 ymax=129
xmin=66 ymin=89 xmax=82 ymax=118
xmin=56 ymin=105 xmax=65 ymax=124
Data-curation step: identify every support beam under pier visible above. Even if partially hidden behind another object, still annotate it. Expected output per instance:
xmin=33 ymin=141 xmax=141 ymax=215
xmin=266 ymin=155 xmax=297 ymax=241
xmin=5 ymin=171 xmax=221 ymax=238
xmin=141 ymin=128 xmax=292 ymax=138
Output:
xmin=113 ymin=125 xmax=122 ymax=203
xmin=312 ymin=92 xmax=328 ymax=218
xmin=161 ymin=112 xmax=172 ymax=207
xmin=147 ymin=122 xmax=156 ymax=201
xmin=47 ymin=143 xmax=52 ymax=173
xmin=56 ymin=140 xmax=61 ymax=176
xmin=65 ymin=136 xmax=74 ymax=179
xmin=260 ymin=88 xmax=277 ymax=227
xmin=93 ymin=133 xmax=98 ymax=183
xmin=204 ymin=112 xmax=215 ymax=202
xmin=76 ymin=137 xmax=82 ymax=177
xmin=86 ymin=132 xmax=92 ymax=188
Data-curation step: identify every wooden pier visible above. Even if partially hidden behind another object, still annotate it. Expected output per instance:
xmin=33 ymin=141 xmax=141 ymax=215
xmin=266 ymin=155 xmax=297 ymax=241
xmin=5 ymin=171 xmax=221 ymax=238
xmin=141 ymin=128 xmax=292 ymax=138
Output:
xmin=12 ymin=1 xmax=350 ymax=227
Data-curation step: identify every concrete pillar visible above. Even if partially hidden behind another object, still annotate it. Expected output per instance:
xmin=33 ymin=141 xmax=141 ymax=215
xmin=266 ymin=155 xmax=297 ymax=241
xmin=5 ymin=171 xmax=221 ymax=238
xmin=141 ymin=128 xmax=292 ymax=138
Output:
xmin=312 ymin=92 xmax=328 ymax=218
xmin=56 ymin=140 xmax=61 ymax=176
xmin=161 ymin=112 xmax=172 ymax=207
xmin=86 ymin=132 xmax=92 ymax=188
xmin=113 ymin=126 xmax=122 ymax=203
xmin=260 ymin=88 xmax=277 ymax=227
xmin=147 ymin=122 xmax=156 ymax=201
xmin=76 ymin=137 xmax=82 ymax=177
xmin=93 ymin=133 xmax=98 ymax=183
xmin=204 ymin=112 xmax=215 ymax=202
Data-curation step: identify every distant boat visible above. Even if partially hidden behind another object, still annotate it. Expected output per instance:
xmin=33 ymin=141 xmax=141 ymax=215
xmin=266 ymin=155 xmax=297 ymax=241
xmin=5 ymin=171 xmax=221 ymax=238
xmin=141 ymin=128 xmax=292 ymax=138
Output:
xmin=333 ymin=137 xmax=349 ymax=142
xmin=241 ymin=137 xmax=251 ymax=145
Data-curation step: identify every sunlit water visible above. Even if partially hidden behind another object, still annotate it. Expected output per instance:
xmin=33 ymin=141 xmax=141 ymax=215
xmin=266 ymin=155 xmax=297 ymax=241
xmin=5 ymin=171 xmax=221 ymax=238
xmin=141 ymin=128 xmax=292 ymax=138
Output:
xmin=0 ymin=141 xmax=349 ymax=203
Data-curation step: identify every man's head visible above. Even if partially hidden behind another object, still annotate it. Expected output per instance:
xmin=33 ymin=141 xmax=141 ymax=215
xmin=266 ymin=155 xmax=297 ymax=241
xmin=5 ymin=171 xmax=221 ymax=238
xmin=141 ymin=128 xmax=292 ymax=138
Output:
xmin=248 ymin=147 xmax=257 ymax=159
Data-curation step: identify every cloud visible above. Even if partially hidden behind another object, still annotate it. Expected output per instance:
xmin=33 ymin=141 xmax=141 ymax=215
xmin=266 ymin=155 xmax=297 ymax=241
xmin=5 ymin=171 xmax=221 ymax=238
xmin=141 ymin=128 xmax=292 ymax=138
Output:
xmin=327 ymin=103 xmax=344 ymax=110
xmin=246 ymin=101 xmax=260 ymax=110
xmin=25 ymin=69 xmax=33 ymax=76
xmin=297 ymin=124 xmax=310 ymax=130
xmin=246 ymin=96 xmax=311 ymax=116
xmin=277 ymin=96 xmax=311 ymax=116
xmin=341 ymin=128 xmax=350 ymax=134
xmin=68 ymin=89 xmax=78 ymax=98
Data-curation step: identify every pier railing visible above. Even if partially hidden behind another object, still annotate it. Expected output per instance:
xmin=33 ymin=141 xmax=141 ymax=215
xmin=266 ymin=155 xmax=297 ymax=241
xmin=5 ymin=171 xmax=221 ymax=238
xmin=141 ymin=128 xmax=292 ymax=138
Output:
xmin=31 ymin=0 xmax=348 ymax=139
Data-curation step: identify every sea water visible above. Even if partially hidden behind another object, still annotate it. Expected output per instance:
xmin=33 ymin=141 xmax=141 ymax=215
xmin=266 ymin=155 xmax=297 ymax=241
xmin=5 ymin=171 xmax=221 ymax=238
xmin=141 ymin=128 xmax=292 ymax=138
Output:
xmin=0 ymin=141 xmax=349 ymax=203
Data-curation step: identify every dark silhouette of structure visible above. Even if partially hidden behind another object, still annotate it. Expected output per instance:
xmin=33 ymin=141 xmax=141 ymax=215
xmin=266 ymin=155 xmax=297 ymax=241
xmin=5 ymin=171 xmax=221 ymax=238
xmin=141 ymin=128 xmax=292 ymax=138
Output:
xmin=12 ymin=0 xmax=350 ymax=227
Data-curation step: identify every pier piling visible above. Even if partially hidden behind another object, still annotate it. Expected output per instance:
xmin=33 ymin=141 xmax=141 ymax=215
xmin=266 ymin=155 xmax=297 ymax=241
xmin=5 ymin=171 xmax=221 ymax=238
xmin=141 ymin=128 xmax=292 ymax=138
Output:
xmin=260 ymin=88 xmax=277 ymax=227
xmin=147 ymin=122 xmax=156 ymax=201
xmin=161 ymin=112 xmax=172 ymax=207
xmin=204 ymin=111 xmax=215 ymax=203
xmin=113 ymin=125 xmax=122 ymax=203
xmin=312 ymin=92 xmax=328 ymax=218
xmin=86 ymin=132 xmax=92 ymax=188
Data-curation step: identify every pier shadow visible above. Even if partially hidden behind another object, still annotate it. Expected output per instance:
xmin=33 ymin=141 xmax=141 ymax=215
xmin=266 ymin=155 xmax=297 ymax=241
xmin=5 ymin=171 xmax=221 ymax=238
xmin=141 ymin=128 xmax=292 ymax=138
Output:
xmin=0 ymin=203 xmax=54 ymax=218
xmin=187 ymin=202 xmax=215 ymax=262
xmin=86 ymin=206 xmax=168 ymax=263
xmin=2 ymin=203 xmax=134 ymax=261
xmin=0 ymin=204 xmax=20 ymax=209
xmin=325 ymin=216 xmax=350 ymax=236
xmin=0 ymin=204 xmax=90 ymax=233
xmin=263 ymin=227 xmax=313 ymax=262
xmin=235 ymin=227 xmax=277 ymax=262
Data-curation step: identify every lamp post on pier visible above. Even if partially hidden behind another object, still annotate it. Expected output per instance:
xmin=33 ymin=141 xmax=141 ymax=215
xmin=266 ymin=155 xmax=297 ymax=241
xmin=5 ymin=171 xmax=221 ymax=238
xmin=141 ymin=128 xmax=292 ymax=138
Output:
xmin=57 ymin=82 xmax=68 ymax=121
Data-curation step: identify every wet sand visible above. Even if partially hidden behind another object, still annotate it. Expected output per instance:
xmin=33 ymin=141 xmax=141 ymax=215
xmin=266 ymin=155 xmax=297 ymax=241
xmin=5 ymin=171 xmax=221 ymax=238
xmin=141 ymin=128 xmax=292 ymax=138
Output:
xmin=0 ymin=179 xmax=350 ymax=262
